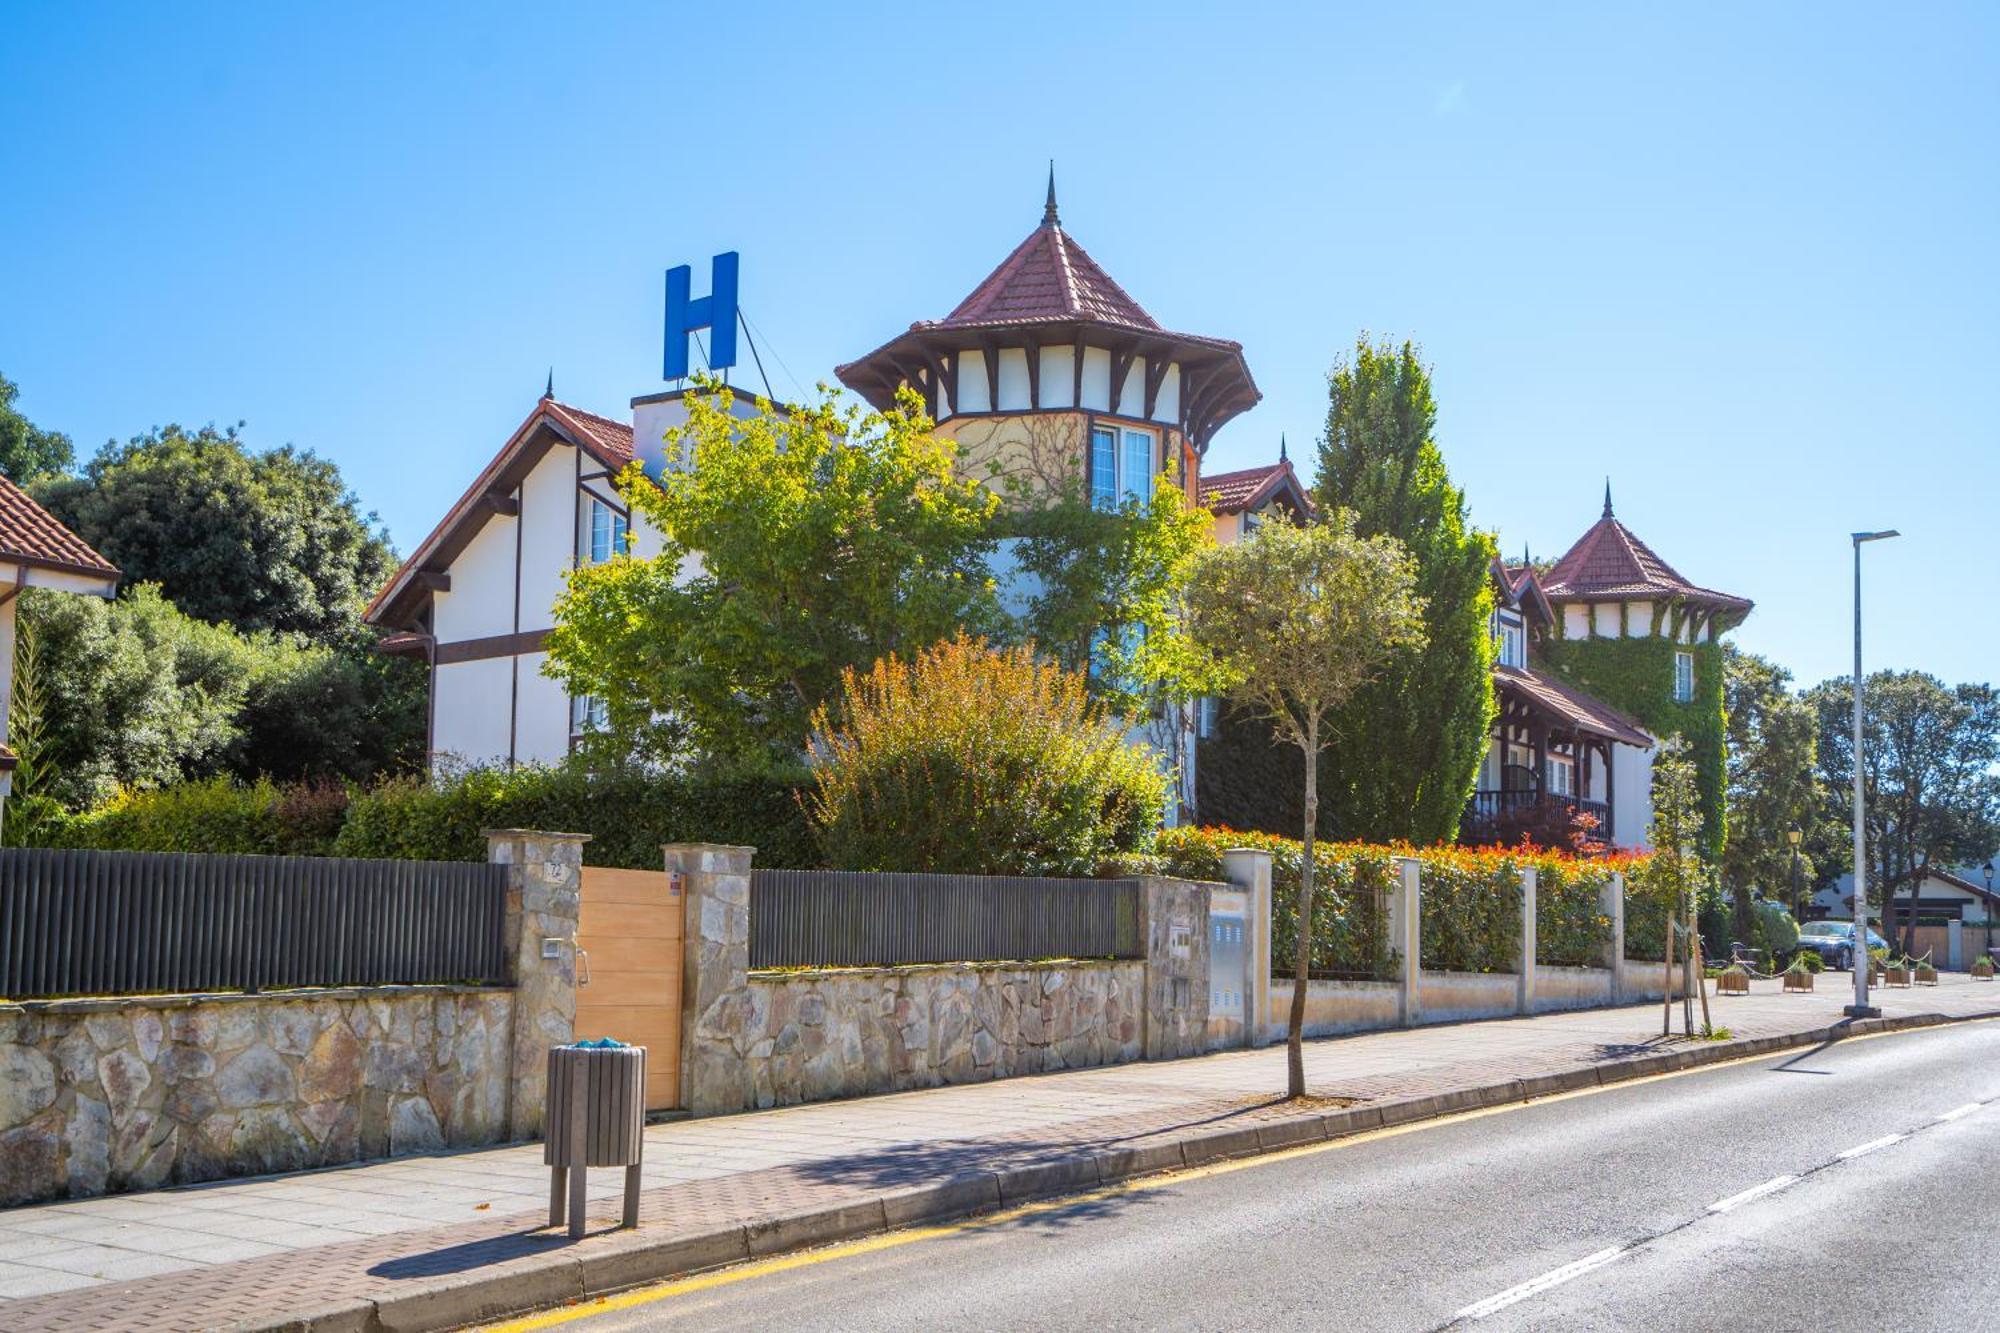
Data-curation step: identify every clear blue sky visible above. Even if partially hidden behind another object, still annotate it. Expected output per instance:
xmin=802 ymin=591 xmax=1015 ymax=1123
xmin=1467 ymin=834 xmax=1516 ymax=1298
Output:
xmin=4 ymin=2 xmax=1994 ymax=689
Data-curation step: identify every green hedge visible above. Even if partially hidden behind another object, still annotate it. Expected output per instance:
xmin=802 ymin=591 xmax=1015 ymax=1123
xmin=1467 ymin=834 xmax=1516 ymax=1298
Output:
xmin=1532 ymin=856 xmax=1615 ymax=967
xmin=25 ymin=761 xmax=817 ymax=870
xmin=1417 ymin=848 xmax=1523 ymax=974
xmin=1622 ymin=856 xmax=1676 ymax=961
xmin=1152 ymin=827 xmax=1391 ymax=980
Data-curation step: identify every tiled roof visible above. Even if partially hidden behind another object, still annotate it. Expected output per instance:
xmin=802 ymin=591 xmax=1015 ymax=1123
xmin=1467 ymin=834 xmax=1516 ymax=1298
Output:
xmin=1496 ymin=664 xmax=1654 ymax=749
xmin=0 ymin=474 xmax=119 ymax=580
xmin=545 ymin=401 xmax=633 ymax=469
xmin=1199 ymin=458 xmax=1313 ymax=516
xmin=939 ymin=219 xmax=1161 ymax=332
xmin=1542 ymin=500 xmax=1750 ymax=613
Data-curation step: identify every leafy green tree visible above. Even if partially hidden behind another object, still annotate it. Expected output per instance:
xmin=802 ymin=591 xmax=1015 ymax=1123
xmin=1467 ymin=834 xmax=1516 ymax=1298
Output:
xmin=1721 ymin=647 xmax=1826 ymax=935
xmin=0 ymin=372 xmax=74 ymax=481
xmin=1310 ymin=336 xmax=1497 ymax=843
xmin=33 ymin=424 xmax=395 ymax=641
xmin=1186 ymin=513 xmax=1425 ymax=1098
xmin=1808 ymin=671 xmax=2000 ymax=952
xmin=230 ymin=639 xmax=427 ymax=783
xmin=1650 ymin=735 xmax=1714 ymax=1033
xmin=18 ymin=585 xmax=250 ymax=808
xmin=545 ymin=381 xmax=1004 ymax=768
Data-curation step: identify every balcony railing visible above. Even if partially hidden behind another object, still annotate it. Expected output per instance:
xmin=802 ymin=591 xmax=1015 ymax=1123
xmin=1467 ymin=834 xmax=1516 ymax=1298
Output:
xmin=1462 ymin=791 xmax=1611 ymax=844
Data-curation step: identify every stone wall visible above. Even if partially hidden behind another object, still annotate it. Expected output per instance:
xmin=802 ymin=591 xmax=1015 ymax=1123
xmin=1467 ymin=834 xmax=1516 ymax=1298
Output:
xmin=0 ymin=987 xmax=513 ymax=1206
xmin=690 ymin=961 xmax=1145 ymax=1112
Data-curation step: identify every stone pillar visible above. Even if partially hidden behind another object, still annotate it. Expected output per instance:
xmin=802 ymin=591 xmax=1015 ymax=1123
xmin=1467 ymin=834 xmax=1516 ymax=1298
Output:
xmin=1604 ymin=871 xmax=1628 ymax=1000
xmin=1947 ymin=919 xmax=1963 ymax=971
xmin=1137 ymin=876 xmax=1210 ymax=1061
xmin=1389 ymin=856 xmax=1422 ymax=1026
xmin=1220 ymin=848 xmax=1274 ymax=1045
xmin=669 ymin=844 xmax=755 ymax=1116
xmin=1517 ymin=864 xmax=1538 ymax=1015
xmin=487 ymin=829 xmax=588 ymax=1140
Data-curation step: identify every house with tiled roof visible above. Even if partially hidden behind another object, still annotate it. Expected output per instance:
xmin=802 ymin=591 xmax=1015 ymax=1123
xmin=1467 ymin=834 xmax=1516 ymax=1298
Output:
xmin=1198 ymin=439 xmax=1314 ymax=545
xmin=1471 ymin=485 xmax=1752 ymax=849
xmin=0 ymin=475 xmax=120 ymax=828
xmin=372 ymin=175 xmax=1263 ymax=795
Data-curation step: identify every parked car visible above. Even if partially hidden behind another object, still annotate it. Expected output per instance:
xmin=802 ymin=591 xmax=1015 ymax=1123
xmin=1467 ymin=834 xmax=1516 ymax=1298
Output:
xmin=1795 ymin=920 xmax=1888 ymax=970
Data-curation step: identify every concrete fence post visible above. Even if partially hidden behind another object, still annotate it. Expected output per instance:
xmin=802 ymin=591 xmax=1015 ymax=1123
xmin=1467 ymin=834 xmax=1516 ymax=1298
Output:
xmin=1137 ymin=876 xmax=1211 ymax=1060
xmin=1220 ymin=848 xmax=1274 ymax=1045
xmin=1517 ymin=864 xmax=1538 ymax=1015
xmin=487 ymin=829 xmax=589 ymax=1140
xmin=668 ymin=843 xmax=755 ymax=1116
xmin=1605 ymin=871 xmax=1628 ymax=1000
xmin=1389 ymin=856 xmax=1422 ymax=1026
xmin=1947 ymin=919 xmax=1963 ymax=971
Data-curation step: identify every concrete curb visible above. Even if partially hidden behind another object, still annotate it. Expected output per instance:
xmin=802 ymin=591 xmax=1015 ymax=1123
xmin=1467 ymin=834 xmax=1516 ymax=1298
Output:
xmin=266 ymin=1005 xmax=2000 ymax=1333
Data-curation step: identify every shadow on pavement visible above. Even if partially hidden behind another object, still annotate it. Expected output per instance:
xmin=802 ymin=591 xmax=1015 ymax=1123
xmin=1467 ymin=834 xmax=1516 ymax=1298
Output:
xmin=367 ymin=1230 xmax=572 ymax=1279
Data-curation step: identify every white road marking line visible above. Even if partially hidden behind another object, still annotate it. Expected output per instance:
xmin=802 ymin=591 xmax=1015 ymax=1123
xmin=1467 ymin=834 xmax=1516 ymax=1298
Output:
xmin=1836 ymin=1134 xmax=1905 ymax=1160
xmin=1707 ymin=1175 xmax=1798 ymax=1214
xmin=1936 ymin=1103 xmax=1981 ymax=1122
xmin=1453 ymin=1248 xmax=1626 ymax=1321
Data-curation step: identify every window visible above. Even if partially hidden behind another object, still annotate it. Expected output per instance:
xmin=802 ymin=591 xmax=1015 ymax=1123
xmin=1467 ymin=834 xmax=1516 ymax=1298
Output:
xmin=587 ymin=497 xmax=629 ymax=564
xmin=1089 ymin=424 xmax=1155 ymax=509
xmin=1673 ymin=651 xmax=1695 ymax=703
xmin=571 ymin=694 xmax=607 ymax=735
xmin=1546 ymin=754 xmax=1576 ymax=796
xmin=1494 ymin=612 xmax=1526 ymax=669
xmin=1197 ymin=697 xmax=1220 ymax=740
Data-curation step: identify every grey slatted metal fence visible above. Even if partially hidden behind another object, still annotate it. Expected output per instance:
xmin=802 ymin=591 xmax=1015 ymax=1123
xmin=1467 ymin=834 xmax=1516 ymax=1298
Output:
xmin=749 ymin=869 xmax=1142 ymax=969
xmin=0 ymin=848 xmax=508 ymax=998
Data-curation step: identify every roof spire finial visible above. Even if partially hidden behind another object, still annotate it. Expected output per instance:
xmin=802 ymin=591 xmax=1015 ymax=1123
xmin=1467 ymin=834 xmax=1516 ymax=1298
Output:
xmin=543 ymin=369 xmax=554 ymax=400
xmin=1602 ymin=477 xmax=1613 ymax=519
xmin=1279 ymin=432 xmax=1288 ymax=462
xmin=1043 ymin=160 xmax=1059 ymax=227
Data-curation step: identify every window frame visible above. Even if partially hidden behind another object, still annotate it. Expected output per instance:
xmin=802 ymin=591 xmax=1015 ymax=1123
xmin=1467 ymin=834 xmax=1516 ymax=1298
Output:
xmin=1673 ymin=650 xmax=1696 ymax=703
xmin=1546 ymin=752 xmax=1577 ymax=797
xmin=585 ymin=495 xmax=629 ymax=565
xmin=1088 ymin=418 xmax=1158 ymax=510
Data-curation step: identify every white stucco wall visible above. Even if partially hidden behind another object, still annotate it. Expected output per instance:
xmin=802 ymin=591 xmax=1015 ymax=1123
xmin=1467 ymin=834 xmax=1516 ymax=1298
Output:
xmin=432 ymin=657 xmax=513 ymax=765
xmin=431 ymin=509 xmax=517 ymax=643
xmin=1563 ymin=604 xmax=1590 ymax=638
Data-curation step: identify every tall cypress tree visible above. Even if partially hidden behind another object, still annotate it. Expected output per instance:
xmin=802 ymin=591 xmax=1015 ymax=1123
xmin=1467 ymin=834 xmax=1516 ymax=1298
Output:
xmin=1311 ymin=337 xmax=1496 ymax=843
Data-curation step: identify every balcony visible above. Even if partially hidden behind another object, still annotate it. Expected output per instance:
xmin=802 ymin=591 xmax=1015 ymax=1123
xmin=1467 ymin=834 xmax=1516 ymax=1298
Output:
xmin=1462 ymin=790 xmax=1611 ymax=848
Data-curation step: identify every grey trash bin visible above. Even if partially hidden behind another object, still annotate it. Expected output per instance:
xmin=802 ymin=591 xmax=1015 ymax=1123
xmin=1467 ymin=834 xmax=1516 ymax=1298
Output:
xmin=545 ymin=1042 xmax=647 ymax=1237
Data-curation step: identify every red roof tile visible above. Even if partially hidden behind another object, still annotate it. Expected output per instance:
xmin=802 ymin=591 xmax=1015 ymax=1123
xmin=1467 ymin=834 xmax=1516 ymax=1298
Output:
xmin=940 ymin=220 xmax=1161 ymax=332
xmin=1542 ymin=499 xmax=1750 ymax=614
xmin=1199 ymin=458 xmax=1314 ymax=516
xmin=0 ymin=474 xmax=119 ymax=581
xmin=1497 ymin=664 xmax=1654 ymax=749
xmin=545 ymin=401 xmax=634 ymax=469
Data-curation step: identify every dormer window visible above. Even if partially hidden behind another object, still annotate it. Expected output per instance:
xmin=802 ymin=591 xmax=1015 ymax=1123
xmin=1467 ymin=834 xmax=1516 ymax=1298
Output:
xmin=1090 ymin=424 xmax=1155 ymax=510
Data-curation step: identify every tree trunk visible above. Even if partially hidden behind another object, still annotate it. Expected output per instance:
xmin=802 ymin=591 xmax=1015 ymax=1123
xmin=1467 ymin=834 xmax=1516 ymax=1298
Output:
xmin=1288 ymin=720 xmax=1319 ymax=1099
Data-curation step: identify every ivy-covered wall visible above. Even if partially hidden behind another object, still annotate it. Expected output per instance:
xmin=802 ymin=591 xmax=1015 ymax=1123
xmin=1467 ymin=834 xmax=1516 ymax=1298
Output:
xmin=1536 ymin=632 xmax=1727 ymax=861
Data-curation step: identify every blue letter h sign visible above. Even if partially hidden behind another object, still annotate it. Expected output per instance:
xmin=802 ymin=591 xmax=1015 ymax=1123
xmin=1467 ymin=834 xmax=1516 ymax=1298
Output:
xmin=663 ymin=251 xmax=739 ymax=381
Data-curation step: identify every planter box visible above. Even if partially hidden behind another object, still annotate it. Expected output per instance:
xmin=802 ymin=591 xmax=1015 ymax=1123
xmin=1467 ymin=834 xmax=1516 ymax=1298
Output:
xmin=1716 ymin=968 xmax=1750 ymax=995
xmin=1782 ymin=969 xmax=1814 ymax=993
xmin=1915 ymin=965 xmax=1939 ymax=986
xmin=1884 ymin=966 xmax=1911 ymax=988
xmin=1972 ymin=960 xmax=1995 ymax=981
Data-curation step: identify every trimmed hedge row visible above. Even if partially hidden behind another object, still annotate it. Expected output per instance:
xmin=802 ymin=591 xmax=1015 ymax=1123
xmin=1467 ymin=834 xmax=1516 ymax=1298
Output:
xmin=1153 ymin=826 xmax=1654 ymax=978
xmin=27 ymin=762 xmax=818 ymax=870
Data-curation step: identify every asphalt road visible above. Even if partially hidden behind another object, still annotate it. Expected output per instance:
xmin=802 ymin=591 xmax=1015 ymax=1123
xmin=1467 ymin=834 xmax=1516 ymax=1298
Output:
xmin=544 ymin=1021 xmax=2000 ymax=1332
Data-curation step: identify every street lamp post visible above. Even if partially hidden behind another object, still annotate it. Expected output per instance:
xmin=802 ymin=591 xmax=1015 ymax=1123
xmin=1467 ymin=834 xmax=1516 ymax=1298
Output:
xmin=1848 ymin=530 xmax=1899 ymax=1019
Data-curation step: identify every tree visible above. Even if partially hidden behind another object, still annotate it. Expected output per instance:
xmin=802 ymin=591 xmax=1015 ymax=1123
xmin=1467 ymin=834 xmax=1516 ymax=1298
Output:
xmin=1311 ymin=336 xmax=1497 ymax=843
xmin=1808 ymin=671 xmax=2000 ymax=952
xmin=0 ymin=372 xmax=74 ymax=481
xmin=1721 ymin=647 xmax=1826 ymax=936
xmin=1186 ymin=513 xmax=1425 ymax=1097
xmin=545 ymin=382 xmax=1004 ymax=769
xmin=1650 ymin=735 xmax=1714 ymax=1035
xmin=33 ymin=423 xmax=395 ymax=641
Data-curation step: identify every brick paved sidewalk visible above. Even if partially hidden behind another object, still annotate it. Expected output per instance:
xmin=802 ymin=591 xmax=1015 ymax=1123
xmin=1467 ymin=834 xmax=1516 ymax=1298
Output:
xmin=3 ymin=976 xmax=1994 ymax=1332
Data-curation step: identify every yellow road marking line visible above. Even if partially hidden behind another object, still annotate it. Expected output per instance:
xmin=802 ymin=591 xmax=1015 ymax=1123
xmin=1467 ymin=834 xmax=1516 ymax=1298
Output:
xmin=479 ymin=1016 xmax=1996 ymax=1332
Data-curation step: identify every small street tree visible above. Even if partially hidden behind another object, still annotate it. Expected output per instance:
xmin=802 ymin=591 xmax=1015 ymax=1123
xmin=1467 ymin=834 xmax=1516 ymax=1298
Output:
xmin=1186 ymin=513 xmax=1425 ymax=1097
xmin=1650 ymin=735 xmax=1713 ymax=1035
xmin=545 ymin=381 xmax=1003 ymax=769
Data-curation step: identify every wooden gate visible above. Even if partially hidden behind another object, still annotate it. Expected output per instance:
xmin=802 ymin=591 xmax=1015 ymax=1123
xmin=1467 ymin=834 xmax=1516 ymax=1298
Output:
xmin=574 ymin=867 xmax=683 ymax=1111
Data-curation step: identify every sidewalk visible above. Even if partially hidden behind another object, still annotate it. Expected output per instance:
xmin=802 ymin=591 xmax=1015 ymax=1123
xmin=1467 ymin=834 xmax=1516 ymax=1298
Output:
xmin=3 ymin=976 xmax=1994 ymax=1332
